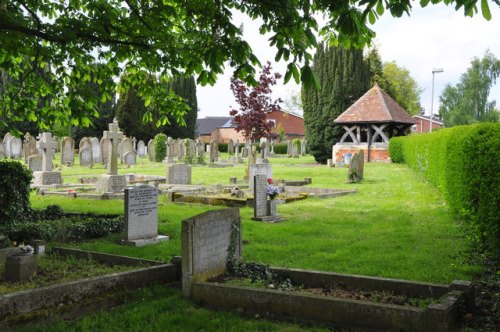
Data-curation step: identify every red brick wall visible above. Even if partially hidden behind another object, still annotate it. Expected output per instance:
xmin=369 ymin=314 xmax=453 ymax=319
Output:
xmin=332 ymin=144 xmax=390 ymax=162
xmin=412 ymin=118 xmax=443 ymax=134
xmin=211 ymin=128 xmax=246 ymax=144
xmin=266 ymin=110 xmax=305 ymax=138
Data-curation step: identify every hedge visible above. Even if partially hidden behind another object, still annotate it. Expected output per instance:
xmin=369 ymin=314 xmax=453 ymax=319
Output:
xmin=0 ymin=160 xmax=33 ymax=226
xmin=154 ymin=133 xmax=167 ymax=162
xmin=389 ymin=123 xmax=500 ymax=260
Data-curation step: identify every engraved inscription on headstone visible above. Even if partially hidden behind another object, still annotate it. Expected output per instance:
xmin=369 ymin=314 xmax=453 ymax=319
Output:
xmin=253 ymin=175 xmax=268 ymax=218
xmin=166 ymin=164 xmax=192 ymax=185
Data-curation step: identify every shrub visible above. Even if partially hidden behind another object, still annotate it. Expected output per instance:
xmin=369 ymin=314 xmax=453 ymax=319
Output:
xmin=389 ymin=123 xmax=500 ymax=260
xmin=0 ymin=160 xmax=33 ymax=226
xmin=273 ymin=143 xmax=287 ymax=154
xmin=218 ymin=143 xmax=228 ymax=153
xmin=154 ymin=133 xmax=167 ymax=162
xmin=388 ymin=137 xmax=405 ymax=163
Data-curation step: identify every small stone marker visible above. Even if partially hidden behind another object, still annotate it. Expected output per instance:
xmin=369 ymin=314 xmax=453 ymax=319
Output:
xmin=181 ymin=208 xmax=241 ymax=297
xmin=122 ymin=185 xmax=168 ymax=246
xmin=166 ymin=163 xmax=192 ymax=184
xmin=33 ymin=132 xmax=62 ymax=185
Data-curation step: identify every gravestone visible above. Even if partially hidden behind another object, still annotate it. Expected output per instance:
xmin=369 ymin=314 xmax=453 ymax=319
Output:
xmin=166 ymin=164 xmax=192 ymax=184
xmin=209 ymin=140 xmax=218 ymax=163
xmin=194 ymin=139 xmax=205 ymax=165
xmin=248 ymin=163 xmax=272 ymax=191
xmin=61 ymin=137 xmax=75 ymax=165
xmin=91 ymin=137 xmax=102 ymax=163
xmin=137 ymin=140 xmax=146 ymax=157
xmin=79 ymin=147 xmax=93 ymax=167
xmin=181 ymin=208 xmax=241 ymax=297
xmin=164 ymin=137 xmax=175 ymax=164
xmin=188 ymin=139 xmax=196 ymax=160
xmin=122 ymin=185 xmax=168 ymax=246
xmin=301 ymin=139 xmax=307 ymax=156
xmin=10 ymin=137 xmax=22 ymax=160
xmin=347 ymin=150 xmax=365 ymax=183
xmin=33 ymin=132 xmax=62 ymax=185
xmin=132 ymin=137 xmax=137 ymax=151
xmin=233 ymin=140 xmax=242 ymax=163
xmin=0 ymin=139 xmax=5 ymax=158
xmin=100 ymin=137 xmax=110 ymax=165
xmin=120 ymin=137 xmax=133 ymax=163
xmin=287 ymin=141 xmax=293 ymax=157
xmin=23 ymin=133 xmax=38 ymax=163
xmin=292 ymin=141 xmax=299 ymax=158
xmin=269 ymin=140 xmax=275 ymax=156
xmin=174 ymin=138 xmax=181 ymax=157
xmin=228 ymin=139 xmax=234 ymax=155
xmin=147 ymin=139 xmax=155 ymax=162
xmin=123 ymin=151 xmax=137 ymax=165
xmin=3 ymin=133 xmax=13 ymax=157
xmin=79 ymin=137 xmax=91 ymax=150
xmin=96 ymin=122 xmax=126 ymax=193
xmin=177 ymin=139 xmax=185 ymax=160
xmin=28 ymin=154 xmax=43 ymax=172
xmin=251 ymin=175 xmax=284 ymax=222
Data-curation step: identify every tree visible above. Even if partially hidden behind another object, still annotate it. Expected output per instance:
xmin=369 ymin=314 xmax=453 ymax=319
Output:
xmin=164 ymin=76 xmax=198 ymax=139
xmin=0 ymin=1 xmax=493 ymax=133
xmin=382 ymin=62 xmax=423 ymax=115
xmin=229 ymin=62 xmax=282 ymax=141
xmin=439 ymin=51 xmax=500 ymax=126
xmin=302 ymin=43 xmax=371 ymax=163
xmin=115 ymin=85 xmax=156 ymax=141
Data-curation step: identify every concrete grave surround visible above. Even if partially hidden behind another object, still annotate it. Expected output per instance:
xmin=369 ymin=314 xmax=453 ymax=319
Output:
xmin=28 ymin=154 xmax=43 ymax=172
xmin=79 ymin=147 xmax=93 ymax=167
xmin=137 ymin=140 xmax=146 ymax=156
xmin=166 ymin=163 xmax=192 ymax=185
xmin=33 ymin=132 xmax=62 ymax=185
xmin=61 ymin=137 xmax=75 ymax=165
xmin=9 ymin=137 xmax=22 ymax=160
xmin=181 ymin=208 xmax=242 ymax=296
xmin=91 ymin=137 xmax=102 ymax=163
xmin=122 ymin=185 xmax=168 ymax=246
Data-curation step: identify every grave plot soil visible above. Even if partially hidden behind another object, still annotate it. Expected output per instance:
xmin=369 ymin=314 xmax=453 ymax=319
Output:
xmin=0 ymin=254 xmax=137 ymax=295
xmin=209 ymin=275 xmax=434 ymax=308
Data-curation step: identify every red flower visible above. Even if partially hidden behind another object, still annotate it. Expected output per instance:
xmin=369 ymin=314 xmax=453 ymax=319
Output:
xmin=267 ymin=178 xmax=273 ymax=184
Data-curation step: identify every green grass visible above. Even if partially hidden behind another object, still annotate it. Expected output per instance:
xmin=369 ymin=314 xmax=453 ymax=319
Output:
xmin=20 ymin=155 xmax=482 ymax=330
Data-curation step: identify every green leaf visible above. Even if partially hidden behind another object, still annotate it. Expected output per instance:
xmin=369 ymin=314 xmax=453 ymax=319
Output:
xmin=369 ymin=10 xmax=376 ymax=24
xmin=420 ymin=0 xmax=431 ymax=7
xmin=292 ymin=64 xmax=300 ymax=84
xmin=376 ymin=0 xmax=385 ymax=15
xmin=144 ymin=98 xmax=151 ymax=107
xmin=481 ymin=0 xmax=491 ymax=20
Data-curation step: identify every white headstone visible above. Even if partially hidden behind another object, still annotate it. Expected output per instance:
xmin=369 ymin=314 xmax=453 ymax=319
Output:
xmin=91 ymin=137 xmax=102 ymax=163
xmin=79 ymin=147 xmax=93 ymax=167
xmin=61 ymin=137 xmax=75 ymax=165
xmin=10 ymin=137 xmax=22 ymax=159
xmin=253 ymin=175 xmax=268 ymax=218
xmin=137 ymin=140 xmax=146 ymax=157
xmin=123 ymin=151 xmax=137 ymax=165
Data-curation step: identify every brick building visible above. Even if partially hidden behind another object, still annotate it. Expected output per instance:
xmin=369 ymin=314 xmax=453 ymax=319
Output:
xmin=411 ymin=115 xmax=444 ymax=134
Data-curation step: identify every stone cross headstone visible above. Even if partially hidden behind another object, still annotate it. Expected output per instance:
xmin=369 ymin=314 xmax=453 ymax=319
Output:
xmin=10 ymin=137 xmax=22 ymax=160
xmin=164 ymin=137 xmax=175 ymax=164
xmin=79 ymin=147 xmax=93 ymax=167
xmin=228 ymin=139 xmax=234 ymax=155
xmin=166 ymin=164 xmax=192 ymax=184
xmin=209 ymin=140 xmax=218 ymax=163
xmin=33 ymin=132 xmax=62 ymax=185
xmin=91 ymin=137 xmax=102 ymax=163
xmin=181 ymin=208 xmax=241 ymax=296
xmin=97 ymin=123 xmax=126 ymax=193
xmin=137 ymin=140 xmax=146 ymax=157
xmin=61 ymin=137 xmax=75 ymax=165
xmin=122 ymin=185 xmax=168 ymax=246
xmin=147 ymin=139 xmax=155 ymax=162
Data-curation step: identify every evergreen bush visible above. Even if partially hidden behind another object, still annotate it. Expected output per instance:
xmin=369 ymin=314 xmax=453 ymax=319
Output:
xmin=218 ymin=143 xmax=228 ymax=153
xmin=154 ymin=133 xmax=167 ymax=162
xmin=273 ymin=143 xmax=287 ymax=154
xmin=0 ymin=160 xmax=33 ymax=226
xmin=388 ymin=137 xmax=405 ymax=163
xmin=389 ymin=123 xmax=500 ymax=260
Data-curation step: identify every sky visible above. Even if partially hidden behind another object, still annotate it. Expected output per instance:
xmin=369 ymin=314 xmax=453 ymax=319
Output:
xmin=196 ymin=2 xmax=500 ymax=119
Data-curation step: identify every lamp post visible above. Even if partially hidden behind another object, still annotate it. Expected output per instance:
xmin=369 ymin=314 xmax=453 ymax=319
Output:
xmin=430 ymin=68 xmax=444 ymax=132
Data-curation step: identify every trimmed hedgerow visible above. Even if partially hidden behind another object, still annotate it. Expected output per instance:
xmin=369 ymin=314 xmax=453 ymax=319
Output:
xmin=0 ymin=160 xmax=33 ymax=226
xmin=154 ymin=133 xmax=167 ymax=162
xmin=388 ymin=137 xmax=405 ymax=163
xmin=389 ymin=123 xmax=500 ymax=260
xmin=273 ymin=143 xmax=287 ymax=154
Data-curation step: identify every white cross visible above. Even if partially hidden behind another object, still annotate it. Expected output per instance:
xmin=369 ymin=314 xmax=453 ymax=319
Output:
xmin=36 ymin=133 xmax=58 ymax=172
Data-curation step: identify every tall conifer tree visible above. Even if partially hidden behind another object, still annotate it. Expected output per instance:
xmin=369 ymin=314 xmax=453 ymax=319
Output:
xmin=302 ymin=43 xmax=370 ymax=163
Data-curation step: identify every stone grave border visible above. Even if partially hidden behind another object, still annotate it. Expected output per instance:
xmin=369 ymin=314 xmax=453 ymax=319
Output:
xmin=0 ymin=247 xmax=179 ymax=320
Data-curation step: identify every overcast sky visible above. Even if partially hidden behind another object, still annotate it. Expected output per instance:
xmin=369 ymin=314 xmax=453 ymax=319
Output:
xmin=197 ymin=3 xmax=500 ymax=118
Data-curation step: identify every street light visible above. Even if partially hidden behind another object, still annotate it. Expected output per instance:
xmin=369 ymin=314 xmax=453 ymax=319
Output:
xmin=430 ymin=68 xmax=444 ymax=132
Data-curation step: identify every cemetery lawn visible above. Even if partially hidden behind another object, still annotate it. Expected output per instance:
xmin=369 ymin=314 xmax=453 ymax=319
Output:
xmin=25 ymin=156 xmax=483 ymax=330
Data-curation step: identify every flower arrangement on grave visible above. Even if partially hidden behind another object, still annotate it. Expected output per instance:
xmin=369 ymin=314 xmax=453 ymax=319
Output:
xmin=267 ymin=178 xmax=279 ymax=200
xmin=18 ymin=243 xmax=34 ymax=255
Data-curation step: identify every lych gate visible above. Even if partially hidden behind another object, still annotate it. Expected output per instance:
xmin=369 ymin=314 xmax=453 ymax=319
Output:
xmin=332 ymin=84 xmax=415 ymax=162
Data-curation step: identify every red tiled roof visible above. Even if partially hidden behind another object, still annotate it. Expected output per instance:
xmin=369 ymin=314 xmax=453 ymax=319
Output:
xmin=334 ymin=84 xmax=415 ymax=124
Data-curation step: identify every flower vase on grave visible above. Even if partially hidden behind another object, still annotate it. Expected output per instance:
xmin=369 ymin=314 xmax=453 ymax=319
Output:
xmin=267 ymin=199 xmax=277 ymax=216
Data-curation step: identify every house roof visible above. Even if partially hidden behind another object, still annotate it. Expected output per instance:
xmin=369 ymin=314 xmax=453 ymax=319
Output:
xmin=196 ymin=117 xmax=232 ymax=135
xmin=334 ymin=84 xmax=415 ymax=125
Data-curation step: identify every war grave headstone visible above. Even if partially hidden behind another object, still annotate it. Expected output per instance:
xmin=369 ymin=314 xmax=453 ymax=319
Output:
xmin=137 ymin=140 xmax=146 ymax=157
xmin=61 ymin=137 xmax=75 ymax=165
xmin=248 ymin=163 xmax=272 ymax=192
xmin=181 ymin=208 xmax=241 ymax=296
xmin=166 ymin=163 xmax=192 ymax=185
xmin=347 ymin=150 xmax=365 ymax=183
xmin=91 ymin=137 xmax=102 ymax=163
xmin=228 ymin=139 xmax=234 ymax=155
xmin=123 ymin=150 xmax=137 ymax=165
xmin=147 ymin=139 xmax=155 ymax=162
xmin=10 ymin=137 xmax=22 ymax=160
xmin=28 ymin=154 xmax=43 ymax=172
xmin=122 ymin=184 xmax=168 ymax=246
xmin=209 ymin=140 xmax=218 ymax=163
xmin=23 ymin=133 xmax=38 ymax=163
xmin=33 ymin=132 xmax=62 ymax=185
xmin=251 ymin=175 xmax=284 ymax=222
xmin=287 ymin=140 xmax=293 ymax=157
xmin=79 ymin=146 xmax=93 ymax=167
xmin=100 ymin=137 xmax=110 ymax=165
xmin=3 ymin=133 xmax=13 ymax=157
xmin=120 ymin=137 xmax=133 ymax=163
xmin=301 ymin=139 xmax=307 ymax=156
xmin=162 ymin=137 xmax=174 ymax=164
xmin=96 ymin=122 xmax=126 ymax=193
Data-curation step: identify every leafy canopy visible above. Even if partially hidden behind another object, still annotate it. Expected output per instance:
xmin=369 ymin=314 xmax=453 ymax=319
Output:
xmin=0 ymin=0 xmax=495 ymax=134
